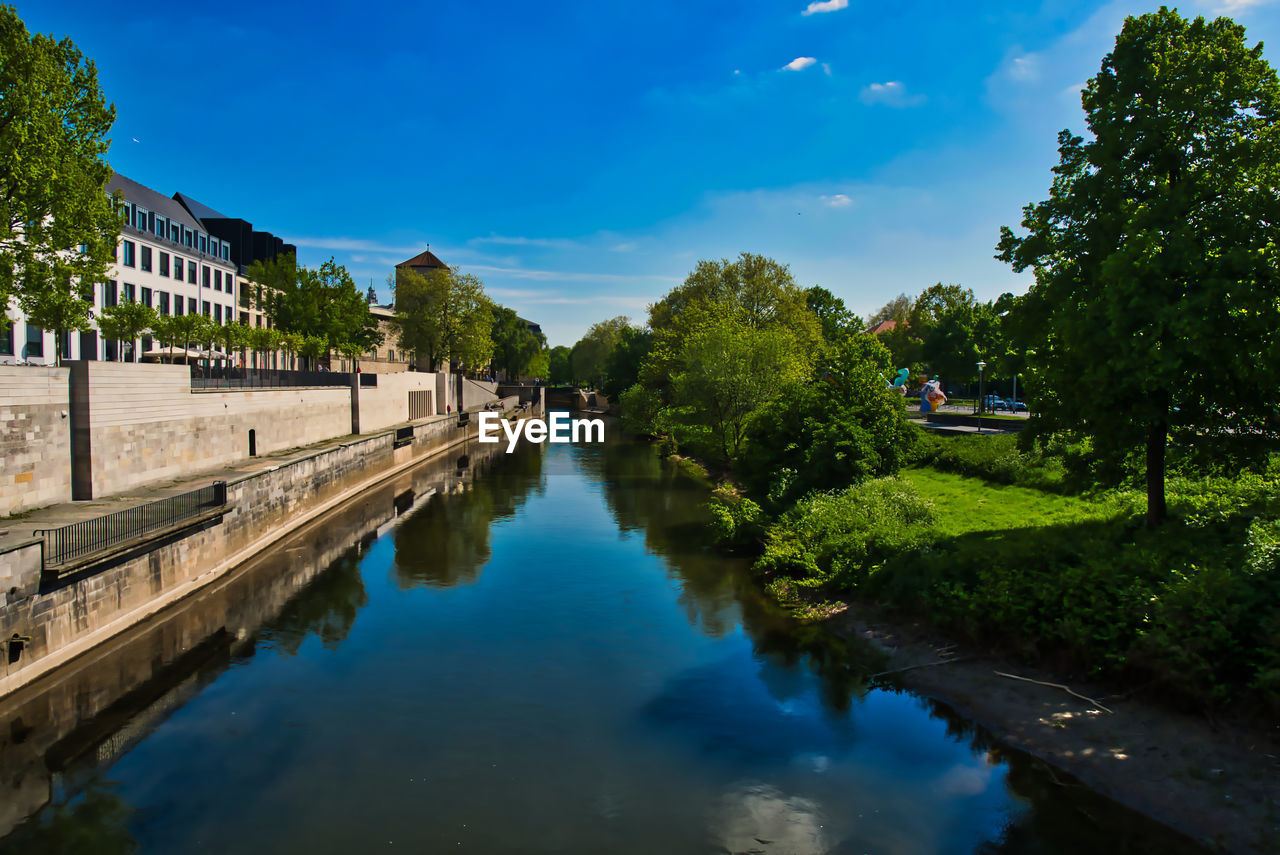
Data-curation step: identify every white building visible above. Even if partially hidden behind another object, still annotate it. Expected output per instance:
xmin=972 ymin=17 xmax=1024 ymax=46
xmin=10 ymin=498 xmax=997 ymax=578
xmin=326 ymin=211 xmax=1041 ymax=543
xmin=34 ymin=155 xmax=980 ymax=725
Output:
xmin=1 ymin=173 xmax=241 ymax=364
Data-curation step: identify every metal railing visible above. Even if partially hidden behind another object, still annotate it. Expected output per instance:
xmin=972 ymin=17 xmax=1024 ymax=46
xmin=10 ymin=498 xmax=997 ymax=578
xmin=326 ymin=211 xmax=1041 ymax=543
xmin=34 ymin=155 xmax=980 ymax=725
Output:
xmin=36 ymin=482 xmax=228 ymax=567
xmin=191 ymin=366 xmax=374 ymax=390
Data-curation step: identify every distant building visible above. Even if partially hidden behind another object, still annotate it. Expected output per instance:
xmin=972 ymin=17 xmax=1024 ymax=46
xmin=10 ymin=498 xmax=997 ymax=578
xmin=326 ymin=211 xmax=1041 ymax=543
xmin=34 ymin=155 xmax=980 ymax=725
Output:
xmin=365 ymin=304 xmax=411 ymax=373
xmin=866 ymin=319 xmax=898 ymax=336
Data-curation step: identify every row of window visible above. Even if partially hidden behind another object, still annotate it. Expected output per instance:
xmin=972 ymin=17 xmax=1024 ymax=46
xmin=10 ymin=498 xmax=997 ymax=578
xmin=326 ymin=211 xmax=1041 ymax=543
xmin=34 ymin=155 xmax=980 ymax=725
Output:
xmin=100 ymin=280 xmax=234 ymax=321
xmin=121 ymin=201 xmax=231 ymax=262
xmin=119 ymin=241 xmax=236 ymax=293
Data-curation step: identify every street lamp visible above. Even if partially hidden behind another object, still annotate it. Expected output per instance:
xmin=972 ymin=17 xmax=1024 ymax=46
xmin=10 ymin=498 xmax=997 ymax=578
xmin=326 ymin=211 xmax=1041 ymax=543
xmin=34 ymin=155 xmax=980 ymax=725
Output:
xmin=976 ymin=360 xmax=987 ymax=434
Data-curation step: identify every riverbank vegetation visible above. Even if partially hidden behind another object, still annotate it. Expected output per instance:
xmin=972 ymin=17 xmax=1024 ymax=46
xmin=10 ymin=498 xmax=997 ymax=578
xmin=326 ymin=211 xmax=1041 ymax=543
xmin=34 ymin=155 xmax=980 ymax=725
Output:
xmin=576 ymin=8 xmax=1280 ymax=718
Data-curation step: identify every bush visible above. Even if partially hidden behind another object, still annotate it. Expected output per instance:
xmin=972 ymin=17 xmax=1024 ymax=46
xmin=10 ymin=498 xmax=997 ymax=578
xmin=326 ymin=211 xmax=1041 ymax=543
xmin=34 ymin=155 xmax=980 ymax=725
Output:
xmin=755 ymin=478 xmax=936 ymax=588
xmin=911 ymin=431 xmax=1071 ymax=492
xmin=706 ymin=487 xmax=767 ymax=550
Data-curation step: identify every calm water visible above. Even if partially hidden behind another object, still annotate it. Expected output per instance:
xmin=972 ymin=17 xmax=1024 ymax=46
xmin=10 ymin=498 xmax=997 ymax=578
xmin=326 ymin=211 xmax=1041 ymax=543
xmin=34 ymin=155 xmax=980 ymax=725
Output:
xmin=0 ymin=426 xmax=1203 ymax=854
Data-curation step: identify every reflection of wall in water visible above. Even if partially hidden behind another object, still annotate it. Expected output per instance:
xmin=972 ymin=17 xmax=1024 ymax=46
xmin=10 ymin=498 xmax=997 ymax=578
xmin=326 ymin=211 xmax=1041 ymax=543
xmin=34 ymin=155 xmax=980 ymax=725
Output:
xmin=0 ymin=437 xmax=519 ymax=839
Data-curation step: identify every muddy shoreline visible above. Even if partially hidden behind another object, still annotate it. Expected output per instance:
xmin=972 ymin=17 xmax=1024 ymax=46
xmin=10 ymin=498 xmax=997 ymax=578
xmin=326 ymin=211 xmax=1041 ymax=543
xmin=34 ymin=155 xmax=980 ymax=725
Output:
xmin=825 ymin=602 xmax=1280 ymax=854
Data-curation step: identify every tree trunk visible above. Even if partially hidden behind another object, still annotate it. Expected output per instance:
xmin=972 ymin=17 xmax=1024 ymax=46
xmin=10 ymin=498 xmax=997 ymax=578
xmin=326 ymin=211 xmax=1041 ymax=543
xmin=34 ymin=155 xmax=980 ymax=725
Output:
xmin=1146 ymin=390 xmax=1168 ymax=526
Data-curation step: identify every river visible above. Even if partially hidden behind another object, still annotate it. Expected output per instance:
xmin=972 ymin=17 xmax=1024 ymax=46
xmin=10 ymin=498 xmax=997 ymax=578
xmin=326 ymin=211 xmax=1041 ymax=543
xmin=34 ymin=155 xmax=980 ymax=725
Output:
xmin=0 ymin=425 xmax=1204 ymax=853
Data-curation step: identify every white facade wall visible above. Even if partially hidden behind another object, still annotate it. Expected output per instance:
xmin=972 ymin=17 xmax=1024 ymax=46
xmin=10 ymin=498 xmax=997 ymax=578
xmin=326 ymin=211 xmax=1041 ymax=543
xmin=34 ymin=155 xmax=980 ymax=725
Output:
xmin=1 ymin=193 xmax=240 ymax=366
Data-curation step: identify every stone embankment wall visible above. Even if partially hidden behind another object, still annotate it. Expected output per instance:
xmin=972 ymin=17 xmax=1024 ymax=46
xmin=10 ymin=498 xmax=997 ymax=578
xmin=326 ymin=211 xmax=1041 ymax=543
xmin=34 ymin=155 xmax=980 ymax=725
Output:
xmin=0 ymin=405 xmax=531 ymax=697
xmin=0 ymin=367 xmax=72 ymax=516
xmin=72 ymin=362 xmax=352 ymax=498
xmin=355 ymin=370 xmax=439 ymax=434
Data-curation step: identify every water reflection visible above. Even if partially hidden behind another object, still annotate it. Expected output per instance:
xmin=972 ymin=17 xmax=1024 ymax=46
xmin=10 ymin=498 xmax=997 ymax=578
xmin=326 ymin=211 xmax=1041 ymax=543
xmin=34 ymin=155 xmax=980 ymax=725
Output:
xmin=392 ymin=440 xmax=544 ymax=589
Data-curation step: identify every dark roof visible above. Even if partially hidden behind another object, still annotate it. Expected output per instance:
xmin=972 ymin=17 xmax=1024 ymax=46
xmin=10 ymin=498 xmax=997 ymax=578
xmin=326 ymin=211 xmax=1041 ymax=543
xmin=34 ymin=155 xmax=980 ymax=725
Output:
xmin=105 ymin=173 xmax=205 ymax=233
xmin=867 ymin=319 xmax=898 ymax=335
xmin=173 ymin=192 xmax=233 ymax=222
xmin=396 ymin=249 xmax=448 ymax=269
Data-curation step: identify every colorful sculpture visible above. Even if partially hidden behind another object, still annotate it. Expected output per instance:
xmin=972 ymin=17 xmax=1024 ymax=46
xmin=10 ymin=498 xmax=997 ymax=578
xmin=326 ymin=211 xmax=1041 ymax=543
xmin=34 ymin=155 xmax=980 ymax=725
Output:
xmin=887 ymin=368 xmax=910 ymax=396
xmin=920 ymin=376 xmax=947 ymax=413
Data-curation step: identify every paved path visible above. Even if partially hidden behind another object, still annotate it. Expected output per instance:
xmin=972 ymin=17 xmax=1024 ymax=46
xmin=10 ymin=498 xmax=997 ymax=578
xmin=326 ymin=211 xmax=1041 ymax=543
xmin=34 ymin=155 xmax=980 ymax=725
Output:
xmin=0 ymin=432 xmax=371 ymax=552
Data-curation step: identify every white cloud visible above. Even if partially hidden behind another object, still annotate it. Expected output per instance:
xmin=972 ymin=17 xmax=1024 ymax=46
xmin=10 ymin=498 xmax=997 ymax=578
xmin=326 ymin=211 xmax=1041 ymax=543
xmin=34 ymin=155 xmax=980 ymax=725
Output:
xmin=821 ymin=62 xmax=832 ymax=76
xmin=287 ymin=235 xmax=431 ymax=255
xmin=610 ymin=242 xmax=639 ymax=252
xmin=469 ymin=234 xmax=581 ymax=250
xmin=781 ymin=56 xmax=818 ymax=72
xmin=821 ymin=194 xmax=853 ymax=207
xmin=1215 ymin=0 xmax=1275 ymax=11
xmin=801 ymin=0 xmax=849 ymax=15
xmin=858 ymin=81 xmax=924 ymax=107
xmin=468 ymin=263 xmax=679 ymax=284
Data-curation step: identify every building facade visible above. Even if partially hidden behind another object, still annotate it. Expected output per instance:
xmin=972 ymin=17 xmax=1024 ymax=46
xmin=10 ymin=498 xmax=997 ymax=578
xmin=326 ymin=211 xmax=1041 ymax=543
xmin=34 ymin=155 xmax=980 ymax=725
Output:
xmin=1 ymin=173 xmax=241 ymax=364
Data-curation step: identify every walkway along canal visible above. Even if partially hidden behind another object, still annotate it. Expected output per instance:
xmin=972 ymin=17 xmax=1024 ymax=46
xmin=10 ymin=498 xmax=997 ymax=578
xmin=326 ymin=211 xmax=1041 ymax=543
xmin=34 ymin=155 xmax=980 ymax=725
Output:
xmin=0 ymin=425 xmax=1207 ymax=853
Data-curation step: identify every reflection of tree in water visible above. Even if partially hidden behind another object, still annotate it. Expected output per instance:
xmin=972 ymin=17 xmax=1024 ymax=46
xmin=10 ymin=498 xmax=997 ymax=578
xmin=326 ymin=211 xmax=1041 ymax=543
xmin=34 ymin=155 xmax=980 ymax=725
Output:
xmin=393 ymin=441 xmax=544 ymax=589
xmin=0 ymin=783 xmax=137 ymax=855
xmin=258 ymin=546 xmax=369 ymax=655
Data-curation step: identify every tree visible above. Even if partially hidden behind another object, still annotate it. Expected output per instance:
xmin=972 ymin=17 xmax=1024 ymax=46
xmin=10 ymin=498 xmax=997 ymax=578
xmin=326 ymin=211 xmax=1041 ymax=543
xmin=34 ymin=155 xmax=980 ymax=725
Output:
xmin=490 ymin=304 xmax=546 ymax=380
xmin=602 ymin=325 xmax=651 ymax=398
xmin=738 ymin=333 xmax=916 ymax=506
xmin=921 ymin=297 xmax=1002 ymax=386
xmin=392 ymin=266 xmax=492 ymax=372
xmin=0 ymin=7 xmax=118 ymax=341
xmin=997 ymin=8 xmax=1280 ymax=525
xmin=866 ymin=293 xmax=913 ymax=327
xmin=805 ymin=286 xmax=862 ymax=342
xmin=248 ymin=254 xmax=377 ymax=357
xmin=96 ymin=300 xmax=156 ymax=362
xmin=669 ymin=310 xmax=807 ymax=464
xmin=571 ymin=316 xmax=629 ymax=388
xmin=548 ymin=345 xmax=573 ymax=384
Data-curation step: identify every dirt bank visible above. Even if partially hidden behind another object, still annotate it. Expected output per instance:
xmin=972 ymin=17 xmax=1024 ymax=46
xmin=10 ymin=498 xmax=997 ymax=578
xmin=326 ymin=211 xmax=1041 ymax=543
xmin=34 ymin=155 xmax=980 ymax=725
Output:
xmin=827 ymin=603 xmax=1280 ymax=855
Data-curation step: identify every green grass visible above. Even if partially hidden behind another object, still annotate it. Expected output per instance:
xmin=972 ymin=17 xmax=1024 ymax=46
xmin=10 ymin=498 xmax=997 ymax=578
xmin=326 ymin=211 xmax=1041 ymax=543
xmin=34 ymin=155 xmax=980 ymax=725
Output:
xmin=901 ymin=468 xmax=1129 ymax=537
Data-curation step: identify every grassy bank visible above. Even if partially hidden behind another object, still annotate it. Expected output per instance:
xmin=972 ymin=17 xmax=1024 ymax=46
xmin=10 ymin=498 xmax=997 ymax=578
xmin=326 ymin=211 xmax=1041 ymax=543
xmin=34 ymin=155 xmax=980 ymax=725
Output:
xmin=739 ymin=432 xmax=1280 ymax=716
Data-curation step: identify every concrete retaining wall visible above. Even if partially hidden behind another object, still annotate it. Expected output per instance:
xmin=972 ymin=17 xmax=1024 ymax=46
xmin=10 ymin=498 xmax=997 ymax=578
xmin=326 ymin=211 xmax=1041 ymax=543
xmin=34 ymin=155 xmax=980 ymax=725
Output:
xmin=69 ymin=362 xmax=352 ymax=498
xmin=355 ymin=371 xmax=438 ymax=434
xmin=0 ymin=367 xmax=72 ymax=516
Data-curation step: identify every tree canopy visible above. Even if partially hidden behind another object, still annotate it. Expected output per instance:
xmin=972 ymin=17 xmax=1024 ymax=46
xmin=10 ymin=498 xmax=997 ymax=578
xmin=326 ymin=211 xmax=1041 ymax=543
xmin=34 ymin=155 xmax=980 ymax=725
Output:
xmin=0 ymin=6 xmax=118 ymax=339
xmin=391 ymin=265 xmax=493 ymax=371
xmin=490 ymin=304 xmax=546 ymax=380
xmin=997 ymin=7 xmax=1280 ymax=524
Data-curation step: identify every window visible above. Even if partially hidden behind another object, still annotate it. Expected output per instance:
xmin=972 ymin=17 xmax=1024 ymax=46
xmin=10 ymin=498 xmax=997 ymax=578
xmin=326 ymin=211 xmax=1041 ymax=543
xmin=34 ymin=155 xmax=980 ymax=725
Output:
xmin=202 ymin=301 xmax=210 ymax=318
xmin=140 ymin=245 xmax=152 ymax=272
xmin=122 ymin=282 xmax=135 ymax=303
xmin=147 ymin=211 xmax=155 ymax=234
xmin=122 ymin=240 xmax=135 ymax=267
xmin=214 ymin=270 xmax=221 ymax=291
xmin=223 ymin=245 xmax=230 ymax=261
xmin=170 ymin=223 xmax=180 ymax=243
xmin=0 ymin=323 xmax=12 ymax=356
xmin=188 ymin=297 xmax=197 ymax=315
xmin=79 ymin=330 xmax=97 ymax=360
xmin=159 ymin=251 xmax=169 ymax=277
xmin=184 ymin=228 xmax=192 ymax=248
xmin=104 ymin=281 xmax=118 ymax=307
xmin=215 ymin=304 xmax=222 ymax=324
xmin=61 ymin=331 xmax=72 ymax=361
xmin=200 ymin=234 xmax=208 ymax=255
xmin=155 ymin=216 xmax=165 ymax=237
xmin=172 ymin=254 xmax=182 ymax=277
xmin=24 ymin=325 xmax=43 ymax=359
xmin=104 ymin=339 xmax=118 ymax=361
xmin=157 ymin=291 xmax=169 ymax=315
xmin=202 ymin=265 xmax=210 ymax=288
xmin=188 ymin=261 xmax=196 ymax=283
xmin=141 ymin=287 xmax=152 ymax=308
xmin=174 ymin=297 xmax=184 ymax=316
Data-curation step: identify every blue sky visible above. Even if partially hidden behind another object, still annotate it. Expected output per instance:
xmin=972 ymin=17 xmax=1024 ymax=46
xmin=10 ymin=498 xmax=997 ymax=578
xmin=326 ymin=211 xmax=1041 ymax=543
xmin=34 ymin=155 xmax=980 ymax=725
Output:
xmin=19 ymin=0 xmax=1280 ymax=345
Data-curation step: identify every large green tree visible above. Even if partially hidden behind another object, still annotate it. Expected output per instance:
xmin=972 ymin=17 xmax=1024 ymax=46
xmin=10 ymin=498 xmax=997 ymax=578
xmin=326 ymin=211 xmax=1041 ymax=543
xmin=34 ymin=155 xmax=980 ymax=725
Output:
xmin=0 ymin=6 xmax=118 ymax=351
xmin=490 ymin=303 xmax=546 ymax=380
xmin=571 ymin=316 xmax=630 ymax=388
xmin=96 ymin=300 xmax=156 ymax=362
xmin=248 ymin=254 xmax=378 ymax=365
xmin=805 ymin=285 xmax=862 ymax=342
xmin=997 ymin=8 xmax=1280 ymax=525
xmin=548 ymin=345 xmax=573 ymax=384
xmin=391 ymin=266 xmax=493 ymax=372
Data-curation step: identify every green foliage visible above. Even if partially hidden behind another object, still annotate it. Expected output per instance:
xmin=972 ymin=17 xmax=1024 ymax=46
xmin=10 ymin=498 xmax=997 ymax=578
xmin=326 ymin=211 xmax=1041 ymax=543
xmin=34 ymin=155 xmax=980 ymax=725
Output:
xmin=618 ymin=383 xmax=666 ymax=437
xmin=96 ymin=300 xmax=156 ymax=360
xmin=0 ymin=6 xmax=118 ymax=338
xmin=705 ymin=487 xmax=767 ymax=550
xmin=997 ymin=8 xmax=1280 ymax=523
xmin=667 ymin=309 xmax=807 ymax=464
xmin=805 ymin=285 xmax=861 ymax=342
xmin=548 ymin=345 xmax=573 ymax=384
xmin=570 ymin=315 xmax=630 ymax=387
xmin=390 ymin=265 xmax=493 ymax=371
xmin=490 ymin=303 xmax=546 ymax=379
xmin=738 ymin=333 xmax=917 ymax=506
xmin=248 ymin=254 xmax=378 ymax=360
xmin=602 ymin=324 xmax=651 ymax=398
xmin=755 ymin=478 xmax=936 ymax=588
xmin=865 ymin=293 xmax=912 ymax=328
xmin=911 ymin=431 xmax=1073 ymax=493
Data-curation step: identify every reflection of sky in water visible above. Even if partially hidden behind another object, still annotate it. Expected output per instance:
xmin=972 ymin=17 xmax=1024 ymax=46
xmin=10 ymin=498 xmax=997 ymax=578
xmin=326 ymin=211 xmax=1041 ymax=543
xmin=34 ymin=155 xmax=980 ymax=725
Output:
xmin=644 ymin=635 xmax=1021 ymax=854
